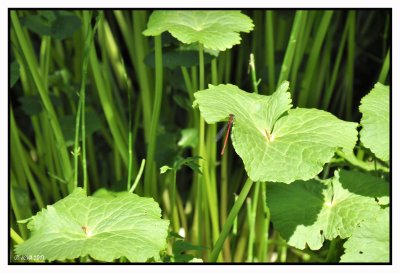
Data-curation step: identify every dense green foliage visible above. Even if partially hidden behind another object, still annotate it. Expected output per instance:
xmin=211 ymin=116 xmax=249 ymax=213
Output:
xmin=10 ymin=10 xmax=390 ymax=263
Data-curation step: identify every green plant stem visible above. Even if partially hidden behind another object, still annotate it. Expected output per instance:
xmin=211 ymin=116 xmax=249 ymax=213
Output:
xmin=325 ymin=237 xmax=340 ymax=262
xmin=210 ymin=178 xmax=253 ymax=262
xmin=288 ymin=10 xmax=308 ymax=95
xmin=248 ymin=182 xmax=261 ymax=262
xmin=258 ymin=182 xmax=270 ymax=262
xmin=73 ymin=97 xmax=82 ymax=188
xmin=114 ymin=11 xmax=152 ymax=141
xmin=11 ymin=11 xmax=73 ymax=190
xmin=378 ymin=49 xmax=390 ymax=84
xmin=231 ymin=194 xmax=238 ymax=255
xmin=336 ymin=150 xmax=389 ymax=172
xmin=298 ymin=10 xmax=333 ymax=107
xmin=220 ymin=151 xmax=231 ymax=261
xmin=10 ymin=107 xmax=45 ymax=209
xmin=75 ymin=11 xmax=99 ymax=192
xmin=249 ymin=53 xmax=259 ymax=94
xmin=170 ymin=169 xmax=178 ymax=231
xmin=323 ymin=17 xmax=349 ymax=109
xmin=144 ymin=35 xmax=163 ymax=197
xmin=246 ymin=197 xmax=254 ymax=261
xmin=39 ymin=36 xmax=51 ymax=94
xmin=10 ymin=228 xmax=24 ymax=245
xmin=10 ymin=172 xmax=30 ymax=239
xmin=89 ymin=48 xmax=129 ymax=165
xmin=124 ymin=62 xmax=134 ymax=191
xmin=129 ymin=159 xmax=146 ymax=193
xmin=181 ymin=66 xmax=194 ymax=101
xmin=277 ymin=10 xmax=306 ymax=85
xmin=265 ymin=11 xmax=275 ymax=92
xmin=197 ymin=43 xmax=221 ymax=260
xmin=278 ymin=236 xmax=287 ymax=262
xmin=246 ymin=53 xmax=262 ymax=262
xmin=344 ymin=11 xmax=355 ymax=120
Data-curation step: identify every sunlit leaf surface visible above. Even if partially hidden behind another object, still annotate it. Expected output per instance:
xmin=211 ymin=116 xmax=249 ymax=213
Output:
xmin=340 ymin=207 xmax=389 ymax=262
xmin=15 ymin=188 xmax=169 ymax=262
xmin=359 ymin=83 xmax=389 ymax=161
xmin=143 ymin=10 xmax=254 ymax=51
xmin=193 ymin=82 xmax=358 ymax=182
xmin=267 ymin=170 xmax=388 ymax=250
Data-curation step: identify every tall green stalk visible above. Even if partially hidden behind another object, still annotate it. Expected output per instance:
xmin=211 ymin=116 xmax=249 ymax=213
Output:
xmin=265 ymin=11 xmax=276 ymax=92
xmin=73 ymin=11 xmax=101 ymax=191
xmin=378 ymin=49 xmax=390 ymax=84
xmin=258 ymin=182 xmax=271 ymax=262
xmin=144 ymin=35 xmax=163 ymax=198
xmin=11 ymin=11 xmax=73 ymax=191
xmin=277 ymin=10 xmax=306 ymax=86
xmin=297 ymin=10 xmax=333 ymax=107
xmin=210 ymin=178 xmax=254 ymax=262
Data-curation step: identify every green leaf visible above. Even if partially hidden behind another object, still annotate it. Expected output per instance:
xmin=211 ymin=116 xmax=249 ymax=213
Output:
xmin=340 ymin=208 xmax=389 ymax=262
xmin=18 ymin=94 xmax=62 ymax=116
xmin=174 ymin=156 xmax=203 ymax=174
xmin=21 ymin=14 xmax=52 ymax=36
xmin=50 ymin=12 xmax=82 ymax=40
xmin=267 ymin=170 xmax=388 ymax=250
xmin=172 ymin=240 xmax=206 ymax=262
xmin=168 ymin=231 xmax=184 ymax=239
xmin=91 ymin=188 xmax=126 ymax=198
xmin=160 ymin=156 xmax=203 ymax=175
xmin=359 ymin=83 xmax=389 ymax=161
xmin=178 ymin=128 xmax=198 ymax=149
xmin=173 ymin=240 xmax=206 ymax=255
xmin=18 ymin=96 xmax=43 ymax=116
xmin=10 ymin=60 xmax=20 ymax=87
xmin=21 ymin=11 xmax=81 ymax=40
xmin=143 ymin=11 xmax=254 ymax=51
xmin=60 ymin=111 xmax=101 ymax=146
xmin=155 ymin=130 xmax=180 ymax=168
xmin=12 ymin=186 xmax=33 ymax=221
xmin=160 ymin=165 xmax=172 ymax=174
xmin=144 ymin=48 xmax=215 ymax=69
xmin=15 ymin=188 xmax=169 ymax=262
xmin=193 ymin=82 xmax=358 ymax=183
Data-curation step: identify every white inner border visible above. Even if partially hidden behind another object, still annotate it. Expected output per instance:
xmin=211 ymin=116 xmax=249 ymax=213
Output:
xmin=1 ymin=1 xmax=399 ymax=273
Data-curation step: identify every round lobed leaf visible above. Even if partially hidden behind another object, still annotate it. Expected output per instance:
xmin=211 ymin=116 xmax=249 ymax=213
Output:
xmin=15 ymin=188 xmax=169 ymax=262
xmin=193 ymin=82 xmax=358 ymax=183
xmin=340 ymin=207 xmax=389 ymax=262
xmin=267 ymin=170 xmax=388 ymax=250
xmin=143 ymin=10 xmax=254 ymax=51
xmin=359 ymin=83 xmax=389 ymax=162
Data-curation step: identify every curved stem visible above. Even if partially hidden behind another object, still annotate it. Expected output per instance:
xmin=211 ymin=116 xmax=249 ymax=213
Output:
xmin=11 ymin=228 xmax=24 ymax=245
xmin=129 ymin=159 xmax=146 ymax=193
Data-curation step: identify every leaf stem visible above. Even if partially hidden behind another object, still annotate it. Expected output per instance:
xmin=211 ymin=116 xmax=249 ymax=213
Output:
xmin=170 ymin=169 xmax=178 ymax=231
xmin=249 ymin=53 xmax=259 ymax=93
xmin=258 ymin=182 xmax=271 ymax=262
xmin=336 ymin=150 xmax=389 ymax=172
xmin=325 ymin=237 xmax=340 ymax=262
xmin=10 ymin=228 xmax=24 ymax=245
xmin=277 ymin=10 xmax=305 ymax=85
xmin=129 ymin=159 xmax=146 ymax=193
xmin=209 ymin=178 xmax=253 ymax=262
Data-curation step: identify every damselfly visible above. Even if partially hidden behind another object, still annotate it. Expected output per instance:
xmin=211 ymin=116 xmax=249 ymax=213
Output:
xmin=216 ymin=114 xmax=235 ymax=156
